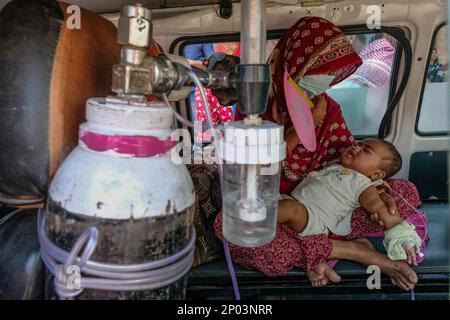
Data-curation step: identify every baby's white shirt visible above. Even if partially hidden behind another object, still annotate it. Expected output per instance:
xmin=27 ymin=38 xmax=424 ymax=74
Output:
xmin=290 ymin=164 xmax=383 ymax=235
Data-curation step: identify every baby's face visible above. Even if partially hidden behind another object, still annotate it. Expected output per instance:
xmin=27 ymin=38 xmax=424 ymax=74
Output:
xmin=341 ymin=138 xmax=390 ymax=180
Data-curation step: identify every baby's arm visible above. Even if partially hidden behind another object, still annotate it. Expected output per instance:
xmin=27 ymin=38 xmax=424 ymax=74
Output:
xmin=358 ymin=186 xmax=403 ymax=229
xmin=359 ymin=186 xmax=421 ymax=265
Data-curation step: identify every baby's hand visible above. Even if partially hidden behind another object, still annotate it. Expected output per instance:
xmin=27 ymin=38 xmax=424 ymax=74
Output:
xmin=383 ymin=221 xmax=422 ymax=263
xmin=402 ymin=241 xmax=418 ymax=266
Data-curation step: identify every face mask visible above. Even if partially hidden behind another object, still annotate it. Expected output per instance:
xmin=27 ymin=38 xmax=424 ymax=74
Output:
xmin=297 ymin=74 xmax=337 ymax=98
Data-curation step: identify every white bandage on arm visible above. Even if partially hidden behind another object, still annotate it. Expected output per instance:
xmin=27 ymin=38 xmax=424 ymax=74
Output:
xmin=383 ymin=221 xmax=422 ymax=260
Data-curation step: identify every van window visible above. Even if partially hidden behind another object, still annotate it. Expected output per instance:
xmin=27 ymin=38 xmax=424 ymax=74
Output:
xmin=326 ymin=33 xmax=398 ymax=137
xmin=416 ymin=24 xmax=449 ymax=135
xmin=182 ymin=32 xmax=399 ymax=138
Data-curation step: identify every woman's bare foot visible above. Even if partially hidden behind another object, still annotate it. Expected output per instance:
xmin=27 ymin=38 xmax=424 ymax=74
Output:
xmin=307 ymin=262 xmax=342 ymax=287
xmin=330 ymin=239 xmax=417 ymax=291
xmin=380 ymin=259 xmax=418 ymax=291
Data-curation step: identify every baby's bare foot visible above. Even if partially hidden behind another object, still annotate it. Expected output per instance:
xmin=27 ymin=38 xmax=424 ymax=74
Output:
xmin=307 ymin=262 xmax=342 ymax=287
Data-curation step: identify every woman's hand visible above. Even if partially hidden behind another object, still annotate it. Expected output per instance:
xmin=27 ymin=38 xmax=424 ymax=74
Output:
xmin=370 ymin=182 xmax=399 ymax=227
xmin=285 ymin=126 xmax=300 ymax=155
xmin=311 ymin=95 xmax=327 ymax=127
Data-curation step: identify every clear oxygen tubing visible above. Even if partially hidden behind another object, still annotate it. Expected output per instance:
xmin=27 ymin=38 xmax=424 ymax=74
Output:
xmin=186 ymin=70 xmax=224 ymax=182
xmin=389 ymin=188 xmax=429 ymax=244
xmin=38 ymin=71 xmax=230 ymax=300
xmin=38 ymin=71 xmax=238 ymax=300
xmin=38 ymin=209 xmax=196 ymax=299
xmin=162 ymin=93 xmax=194 ymax=128
xmin=0 ymin=208 xmax=24 ymax=226
xmin=0 ymin=194 xmax=45 ymax=206
xmin=187 ymin=70 xmax=240 ymax=300
xmin=37 ymin=73 xmax=233 ymax=300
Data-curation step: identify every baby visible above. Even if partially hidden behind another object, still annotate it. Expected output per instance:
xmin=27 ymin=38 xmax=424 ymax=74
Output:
xmin=278 ymin=138 xmax=422 ymax=263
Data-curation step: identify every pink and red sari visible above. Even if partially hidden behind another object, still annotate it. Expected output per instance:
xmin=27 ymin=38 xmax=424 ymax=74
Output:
xmin=214 ymin=17 xmax=429 ymax=275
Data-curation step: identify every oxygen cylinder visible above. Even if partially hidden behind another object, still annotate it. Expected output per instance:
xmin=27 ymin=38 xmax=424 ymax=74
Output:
xmin=44 ymin=97 xmax=195 ymax=299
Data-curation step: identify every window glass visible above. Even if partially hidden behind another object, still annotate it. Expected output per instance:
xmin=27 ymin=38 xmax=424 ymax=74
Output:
xmin=417 ymin=25 xmax=449 ymax=135
xmin=327 ymin=33 xmax=398 ymax=136
xmin=182 ymin=33 xmax=398 ymax=138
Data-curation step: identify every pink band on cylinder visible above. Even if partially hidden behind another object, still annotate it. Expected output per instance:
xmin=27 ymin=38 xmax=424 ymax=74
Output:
xmin=79 ymin=128 xmax=177 ymax=157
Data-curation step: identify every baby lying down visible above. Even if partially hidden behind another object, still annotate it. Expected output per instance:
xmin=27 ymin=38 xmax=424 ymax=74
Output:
xmin=278 ymin=138 xmax=422 ymax=264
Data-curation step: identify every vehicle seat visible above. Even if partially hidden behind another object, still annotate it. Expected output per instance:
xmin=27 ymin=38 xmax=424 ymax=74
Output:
xmin=187 ymin=202 xmax=449 ymax=300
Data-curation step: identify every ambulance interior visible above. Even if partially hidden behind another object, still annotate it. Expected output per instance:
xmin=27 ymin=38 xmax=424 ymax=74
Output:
xmin=0 ymin=0 xmax=448 ymax=300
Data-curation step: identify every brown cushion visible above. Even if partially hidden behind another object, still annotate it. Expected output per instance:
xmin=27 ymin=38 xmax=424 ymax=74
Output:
xmin=0 ymin=0 xmax=119 ymax=202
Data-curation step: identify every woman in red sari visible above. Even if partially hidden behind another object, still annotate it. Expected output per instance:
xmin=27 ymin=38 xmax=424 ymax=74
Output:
xmin=215 ymin=17 xmax=428 ymax=290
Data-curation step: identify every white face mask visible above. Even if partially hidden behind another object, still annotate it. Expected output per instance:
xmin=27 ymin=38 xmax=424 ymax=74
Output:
xmin=297 ymin=74 xmax=337 ymax=98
